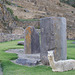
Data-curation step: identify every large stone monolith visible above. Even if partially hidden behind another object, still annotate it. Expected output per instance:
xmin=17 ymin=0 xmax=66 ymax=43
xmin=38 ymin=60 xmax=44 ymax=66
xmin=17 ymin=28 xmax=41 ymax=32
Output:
xmin=40 ymin=17 xmax=67 ymax=65
xmin=24 ymin=26 xmax=40 ymax=54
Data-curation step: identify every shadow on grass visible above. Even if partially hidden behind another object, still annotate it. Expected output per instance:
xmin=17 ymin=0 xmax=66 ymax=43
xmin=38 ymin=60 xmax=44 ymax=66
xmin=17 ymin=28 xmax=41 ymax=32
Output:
xmin=67 ymin=46 xmax=75 ymax=48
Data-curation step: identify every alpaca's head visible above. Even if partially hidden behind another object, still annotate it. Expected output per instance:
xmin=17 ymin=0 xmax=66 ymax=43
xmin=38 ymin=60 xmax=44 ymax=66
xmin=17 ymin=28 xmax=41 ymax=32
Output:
xmin=48 ymin=51 xmax=54 ymax=61
xmin=48 ymin=51 xmax=54 ymax=57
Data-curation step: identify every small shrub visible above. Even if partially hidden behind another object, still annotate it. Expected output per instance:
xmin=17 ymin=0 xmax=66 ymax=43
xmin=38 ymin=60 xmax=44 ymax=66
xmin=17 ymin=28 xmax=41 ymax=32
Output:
xmin=17 ymin=5 xmax=23 ymax=8
xmin=14 ymin=16 xmax=18 ymax=21
xmin=6 ymin=1 xmax=12 ymax=5
xmin=36 ymin=26 xmax=40 ymax=29
xmin=7 ymin=7 xmax=13 ymax=15
xmin=72 ymin=4 xmax=75 ymax=8
xmin=71 ymin=11 xmax=74 ymax=13
xmin=14 ymin=18 xmax=39 ymax=22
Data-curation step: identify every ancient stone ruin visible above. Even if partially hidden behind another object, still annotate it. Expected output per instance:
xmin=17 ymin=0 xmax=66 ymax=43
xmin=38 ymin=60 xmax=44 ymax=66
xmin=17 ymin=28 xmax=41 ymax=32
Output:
xmin=40 ymin=17 xmax=67 ymax=65
xmin=24 ymin=26 xmax=40 ymax=54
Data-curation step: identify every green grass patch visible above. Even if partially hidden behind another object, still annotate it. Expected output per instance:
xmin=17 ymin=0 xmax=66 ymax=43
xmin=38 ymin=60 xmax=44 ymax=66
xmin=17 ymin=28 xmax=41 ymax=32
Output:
xmin=35 ymin=26 xmax=40 ymax=29
xmin=60 ymin=0 xmax=75 ymax=8
xmin=13 ymin=16 xmax=39 ymax=22
xmin=17 ymin=5 xmax=23 ymax=8
xmin=5 ymin=0 xmax=23 ymax=8
xmin=5 ymin=1 xmax=12 ymax=5
xmin=18 ymin=19 xmax=39 ymax=22
xmin=0 ymin=39 xmax=75 ymax=75
xmin=13 ymin=16 xmax=19 ymax=21
xmin=7 ymin=7 xmax=13 ymax=15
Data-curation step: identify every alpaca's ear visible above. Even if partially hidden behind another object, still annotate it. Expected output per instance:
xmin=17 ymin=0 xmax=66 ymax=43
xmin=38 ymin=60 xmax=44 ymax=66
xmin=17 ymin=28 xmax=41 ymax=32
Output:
xmin=48 ymin=51 xmax=50 ymax=54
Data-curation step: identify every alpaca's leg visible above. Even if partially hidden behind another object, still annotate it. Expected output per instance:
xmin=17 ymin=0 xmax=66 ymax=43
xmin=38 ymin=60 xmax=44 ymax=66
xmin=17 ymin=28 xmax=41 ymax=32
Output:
xmin=52 ymin=68 xmax=63 ymax=72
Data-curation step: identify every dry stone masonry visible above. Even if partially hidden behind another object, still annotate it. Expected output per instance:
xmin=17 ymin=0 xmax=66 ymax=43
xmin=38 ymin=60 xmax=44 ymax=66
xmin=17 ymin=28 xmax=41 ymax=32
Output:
xmin=24 ymin=26 xmax=40 ymax=54
xmin=0 ymin=33 xmax=24 ymax=42
xmin=40 ymin=17 xmax=67 ymax=65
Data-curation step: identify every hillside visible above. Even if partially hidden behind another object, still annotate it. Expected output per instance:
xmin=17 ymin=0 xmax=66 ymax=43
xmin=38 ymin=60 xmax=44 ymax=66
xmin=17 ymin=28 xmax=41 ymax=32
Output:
xmin=60 ymin=0 xmax=75 ymax=7
xmin=6 ymin=0 xmax=75 ymax=24
xmin=0 ymin=0 xmax=75 ymax=39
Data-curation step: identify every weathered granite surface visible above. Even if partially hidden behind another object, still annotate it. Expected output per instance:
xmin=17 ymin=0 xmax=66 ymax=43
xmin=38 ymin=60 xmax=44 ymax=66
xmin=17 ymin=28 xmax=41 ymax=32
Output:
xmin=40 ymin=17 xmax=67 ymax=65
xmin=24 ymin=26 xmax=40 ymax=54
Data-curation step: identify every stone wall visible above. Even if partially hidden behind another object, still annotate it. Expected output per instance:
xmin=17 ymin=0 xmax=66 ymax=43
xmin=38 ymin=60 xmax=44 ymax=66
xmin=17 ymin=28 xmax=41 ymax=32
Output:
xmin=67 ymin=28 xmax=75 ymax=40
xmin=0 ymin=29 xmax=41 ymax=42
xmin=0 ymin=33 xmax=24 ymax=42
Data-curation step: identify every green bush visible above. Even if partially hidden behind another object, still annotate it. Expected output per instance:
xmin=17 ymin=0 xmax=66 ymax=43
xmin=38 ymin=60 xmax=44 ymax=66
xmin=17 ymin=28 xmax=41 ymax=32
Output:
xmin=72 ymin=4 xmax=75 ymax=8
xmin=7 ymin=7 xmax=13 ymax=15
xmin=5 ymin=1 xmax=12 ymax=5
xmin=36 ymin=26 xmax=40 ymax=29
xmin=19 ymin=19 xmax=39 ymax=22
xmin=17 ymin=5 xmax=23 ymax=8
xmin=60 ymin=0 xmax=75 ymax=8
xmin=14 ymin=16 xmax=19 ymax=21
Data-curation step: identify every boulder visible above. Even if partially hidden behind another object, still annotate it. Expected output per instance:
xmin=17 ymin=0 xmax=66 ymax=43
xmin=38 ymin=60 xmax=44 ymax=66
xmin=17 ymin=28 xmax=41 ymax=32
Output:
xmin=17 ymin=41 xmax=24 ymax=45
xmin=72 ymin=42 xmax=75 ymax=44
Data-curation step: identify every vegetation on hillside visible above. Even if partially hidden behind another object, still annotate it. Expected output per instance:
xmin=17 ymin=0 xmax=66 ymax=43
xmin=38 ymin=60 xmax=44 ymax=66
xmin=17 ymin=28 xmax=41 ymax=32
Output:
xmin=7 ymin=7 xmax=13 ymax=15
xmin=60 ymin=0 xmax=75 ymax=7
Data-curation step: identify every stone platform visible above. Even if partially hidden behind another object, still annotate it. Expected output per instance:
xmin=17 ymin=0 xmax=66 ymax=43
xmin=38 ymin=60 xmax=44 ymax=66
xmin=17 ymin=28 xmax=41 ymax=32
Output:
xmin=6 ymin=49 xmax=41 ymax=66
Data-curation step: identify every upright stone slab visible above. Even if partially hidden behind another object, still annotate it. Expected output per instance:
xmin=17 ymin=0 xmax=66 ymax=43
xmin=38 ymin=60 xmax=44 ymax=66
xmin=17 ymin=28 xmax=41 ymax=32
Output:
xmin=40 ymin=17 xmax=67 ymax=65
xmin=24 ymin=26 xmax=40 ymax=54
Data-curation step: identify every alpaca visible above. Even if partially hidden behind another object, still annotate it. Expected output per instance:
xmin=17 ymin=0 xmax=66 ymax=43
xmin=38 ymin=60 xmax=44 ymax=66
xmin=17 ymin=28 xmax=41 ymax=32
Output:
xmin=48 ymin=51 xmax=75 ymax=72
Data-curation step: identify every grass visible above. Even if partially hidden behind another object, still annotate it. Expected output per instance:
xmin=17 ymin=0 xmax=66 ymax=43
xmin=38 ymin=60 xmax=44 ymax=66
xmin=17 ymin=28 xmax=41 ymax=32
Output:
xmin=60 ymin=0 xmax=75 ymax=8
xmin=13 ymin=15 xmax=39 ymax=21
xmin=7 ymin=7 xmax=13 ymax=15
xmin=0 ymin=39 xmax=75 ymax=75
xmin=5 ymin=0 xmax=23 ymax=8
xmin=13 ymin=16 xmax=19 ymax=21
xmin=18 ymin=19 xmax=39 ymax=22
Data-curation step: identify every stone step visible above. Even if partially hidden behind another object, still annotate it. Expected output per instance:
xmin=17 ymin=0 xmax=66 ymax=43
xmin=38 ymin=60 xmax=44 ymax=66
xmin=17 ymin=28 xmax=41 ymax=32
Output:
xmin=18 ymin=54 xmax=40 ymax=59
xmin=16 ymin=58 xmax=40 ymax=66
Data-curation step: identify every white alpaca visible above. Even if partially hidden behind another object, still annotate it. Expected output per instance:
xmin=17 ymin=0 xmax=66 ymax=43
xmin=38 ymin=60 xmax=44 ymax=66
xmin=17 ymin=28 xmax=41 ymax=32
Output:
xmin=48 ymin=51 xmax=75 ymax=72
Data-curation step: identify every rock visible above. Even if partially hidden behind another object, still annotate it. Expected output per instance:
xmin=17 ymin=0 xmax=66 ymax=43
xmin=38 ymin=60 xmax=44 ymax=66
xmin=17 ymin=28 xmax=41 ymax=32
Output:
xmin=46 ymin=12 xmax=51 ymax=15
xmin=34 ymin=15 xmax=45 ymax=19
xmin=72 ymin=42 xmax=75 ymax=44
xmin=24 ymin=9 xmax=29 ymax=12
xmin=38 ymin=6 xmax=45 ymax=11
xmin=16 ymin=58 xmax=39 ymax=66
xmin=40 ymin=17 xmax=67 ymax=65
xmin=24 ymin=26 xmax=40 ymax=54
xmin=17 ymin=41 xmax=24 ymax=45
xmin=6 ymin=49 xmax=41 ymax=66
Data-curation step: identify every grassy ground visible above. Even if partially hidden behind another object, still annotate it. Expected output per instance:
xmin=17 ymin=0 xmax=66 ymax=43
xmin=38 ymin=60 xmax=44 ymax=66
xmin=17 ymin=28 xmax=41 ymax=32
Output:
xmin=0 ymin=39 xmax=75 ymax=75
